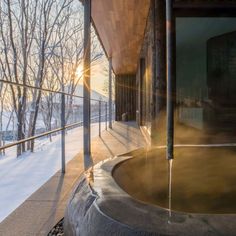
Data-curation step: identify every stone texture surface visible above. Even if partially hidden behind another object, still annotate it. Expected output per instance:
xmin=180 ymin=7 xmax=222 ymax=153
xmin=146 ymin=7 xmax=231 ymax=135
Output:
xmin=64 ymin=156 xmax=236 ymax=236
xmin=48 ymin=218 xmax=64 ymax=236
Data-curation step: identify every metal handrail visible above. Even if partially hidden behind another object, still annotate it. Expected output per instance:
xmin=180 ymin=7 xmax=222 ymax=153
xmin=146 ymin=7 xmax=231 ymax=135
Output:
xmin=0 ymin=114 xmax=108 ymax=151
xmin=0 ymin=79 xmax=107 ymax=103
xmin=0 ymin=78 xmax=114 ymax=173
xmin=0 ymin=122 xmax=81 ymax=151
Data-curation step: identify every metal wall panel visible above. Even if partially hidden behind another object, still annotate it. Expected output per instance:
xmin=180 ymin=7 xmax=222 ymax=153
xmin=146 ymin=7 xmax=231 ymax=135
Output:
xmin=115 ymin=75 xmax=136 ymax=121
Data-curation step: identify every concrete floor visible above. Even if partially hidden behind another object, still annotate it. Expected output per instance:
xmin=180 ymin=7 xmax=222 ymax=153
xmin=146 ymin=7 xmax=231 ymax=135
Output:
xmin=0 ymin=122 xmax=146 ymax=236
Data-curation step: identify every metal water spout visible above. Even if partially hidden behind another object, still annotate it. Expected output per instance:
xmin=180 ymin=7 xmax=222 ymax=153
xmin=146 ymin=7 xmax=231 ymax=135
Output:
xmin=168 ymin=159 xmax=173 ymax=223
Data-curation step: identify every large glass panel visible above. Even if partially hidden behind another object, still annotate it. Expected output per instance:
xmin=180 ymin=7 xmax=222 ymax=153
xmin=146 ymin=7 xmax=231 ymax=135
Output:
xmin=176 ymin=17 xmax=236 ymax=143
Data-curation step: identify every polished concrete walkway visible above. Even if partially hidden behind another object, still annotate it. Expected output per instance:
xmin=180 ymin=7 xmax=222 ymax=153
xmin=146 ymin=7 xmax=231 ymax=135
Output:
xmin=0 ymin=122 xmax=146 ymax=236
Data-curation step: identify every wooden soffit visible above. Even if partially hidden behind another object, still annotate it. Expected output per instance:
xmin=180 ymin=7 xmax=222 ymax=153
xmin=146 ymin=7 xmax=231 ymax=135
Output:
xmin=92 ymin=0 xmax=150 ymax=75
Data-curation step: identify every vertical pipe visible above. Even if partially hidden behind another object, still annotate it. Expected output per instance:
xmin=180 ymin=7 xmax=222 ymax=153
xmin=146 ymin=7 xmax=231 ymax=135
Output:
xmin=153 ymin=0 xmax=166 ymax=146
xmin=115 ymin=77 xmax=117 ymax=120
xmin=61 ymin=91 xmax=66 ymax=173
xmin=109 ymin=57 xmax=112 ymax=128
xmin=140 ymin=58 xmax=145 ymax=126
xmin=166 ymin=0 xmax=174 ymax=160
xmin=99 ymin=100 xmax=101 ymax=136
xmin=113 ymin=102 xmax=115 ymax=122
xmin=105 ymin=102 xmax=107 ymax=130
xmin=83 ymin=0 xmax=93 ymax=170
xmin=149 ymin=0 xmax=157 ymax=140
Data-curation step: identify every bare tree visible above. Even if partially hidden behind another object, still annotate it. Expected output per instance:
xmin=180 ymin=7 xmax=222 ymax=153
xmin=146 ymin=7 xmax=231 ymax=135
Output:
xmin=50 ymin=17 xmax=103 ymax=125
xmin=0 ymin=83 xmax=8 ymax=155
xmin=0 ymin=0 xmax=38 ymax=156
xmin=0 ymin=0 xmax=105 ymax=157
xmin=27 ymin=0 xmax=76 ymax=151
xmin=40 ymin=68 xmax=60 ymax=141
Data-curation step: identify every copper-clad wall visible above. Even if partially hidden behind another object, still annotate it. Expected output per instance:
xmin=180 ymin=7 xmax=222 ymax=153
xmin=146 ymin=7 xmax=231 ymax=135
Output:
xmin=115 ymin=75 xmax=136 ymax=121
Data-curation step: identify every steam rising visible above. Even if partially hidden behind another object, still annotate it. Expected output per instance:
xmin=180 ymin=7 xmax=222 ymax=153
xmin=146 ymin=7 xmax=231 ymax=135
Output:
xmin=113 ymin=121 xmax=236 ymax=214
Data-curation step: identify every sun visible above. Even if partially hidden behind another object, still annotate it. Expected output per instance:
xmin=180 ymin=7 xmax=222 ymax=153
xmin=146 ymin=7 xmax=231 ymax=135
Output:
xmin=76 ymin=64 xmax=83 ymax=79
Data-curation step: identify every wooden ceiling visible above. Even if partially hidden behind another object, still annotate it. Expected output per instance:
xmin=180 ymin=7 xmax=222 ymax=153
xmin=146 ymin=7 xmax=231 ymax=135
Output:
xmin=92 ymin=0 xmax=150 ymax=75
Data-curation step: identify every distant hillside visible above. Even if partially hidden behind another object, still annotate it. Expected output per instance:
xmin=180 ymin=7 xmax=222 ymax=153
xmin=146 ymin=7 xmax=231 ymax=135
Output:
xmin=73 ymin=85 xmax=108 ymax=104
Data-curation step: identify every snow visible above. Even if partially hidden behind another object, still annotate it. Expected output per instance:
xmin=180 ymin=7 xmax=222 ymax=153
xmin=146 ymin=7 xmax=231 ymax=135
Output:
xmin=0 ymin=122 xmax=106 ymax=223
xmin=74 ymin=84 xmax=108 ymax=104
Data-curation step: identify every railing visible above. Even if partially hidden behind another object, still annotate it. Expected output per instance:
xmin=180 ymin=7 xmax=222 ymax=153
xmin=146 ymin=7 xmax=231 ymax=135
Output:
xmin=0 ymin=79 xmax=114 ymax=173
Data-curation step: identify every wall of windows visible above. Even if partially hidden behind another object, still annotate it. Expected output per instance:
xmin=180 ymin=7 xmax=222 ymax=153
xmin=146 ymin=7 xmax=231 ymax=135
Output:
xmin=176 ymin=17 xmax=236 ymax=133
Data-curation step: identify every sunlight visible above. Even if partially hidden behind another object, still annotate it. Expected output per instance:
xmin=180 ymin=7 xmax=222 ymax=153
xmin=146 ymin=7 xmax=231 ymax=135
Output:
xmin=76 ymin=64 xmax=83 ymax=79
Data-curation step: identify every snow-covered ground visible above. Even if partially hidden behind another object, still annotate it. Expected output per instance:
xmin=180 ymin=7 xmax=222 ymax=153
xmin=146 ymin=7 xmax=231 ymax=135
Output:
xmin=0 ymin=122 xmax=106 ymax=223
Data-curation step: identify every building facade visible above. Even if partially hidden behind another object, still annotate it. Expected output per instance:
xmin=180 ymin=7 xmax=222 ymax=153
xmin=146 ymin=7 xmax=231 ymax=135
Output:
xmin=89 ymin=0 xmax=236 ymax=150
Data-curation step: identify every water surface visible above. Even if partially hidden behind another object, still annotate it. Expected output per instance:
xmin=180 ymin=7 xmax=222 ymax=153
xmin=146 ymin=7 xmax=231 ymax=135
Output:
xmin=113 ymin=147 xmax=236 ymax=214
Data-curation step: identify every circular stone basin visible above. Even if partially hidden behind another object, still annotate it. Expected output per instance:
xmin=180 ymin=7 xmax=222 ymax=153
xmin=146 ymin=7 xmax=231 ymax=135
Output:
xmin=113 ymin=146 xmax=236 ymax=214
xmin=64 ymin=147 xmax=236 ymax=236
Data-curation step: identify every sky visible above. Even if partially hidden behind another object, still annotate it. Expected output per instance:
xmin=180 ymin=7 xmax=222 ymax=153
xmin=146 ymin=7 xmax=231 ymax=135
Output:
xmin=77 ymin=55 xmax=109 ymax=96
xmin=77 ymin=55 xmax=110 ymax=97
xmin=90 ymin=55 xmax=109 ymax=96
xmin=76 ymin=1 xmax=110 ymax=97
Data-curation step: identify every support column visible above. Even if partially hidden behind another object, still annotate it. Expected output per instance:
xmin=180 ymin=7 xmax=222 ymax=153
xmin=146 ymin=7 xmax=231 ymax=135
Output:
xmin=151 ymin=0 xmax=166 ymax=145
xmin=83 ymin=0 xmax=93 ymax=170
xmin=151 ymin=0 xmax=157 ymax=144
xmin=166 ymin=0 xmax=174 ymax=160
xmin=109 ymin=57 xmax=112 ymax=129
xmin=61 ymin=90 xmax=65 ymax=173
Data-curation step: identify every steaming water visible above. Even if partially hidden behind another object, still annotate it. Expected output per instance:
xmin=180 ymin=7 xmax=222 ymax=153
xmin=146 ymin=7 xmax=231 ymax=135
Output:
xmin=145 ymin=145 xmax=151 ymax=163
xmin=168 ymin=159 xmax=173 ymax=223
xmin=113 ymin=146 xmax=236 ymax=214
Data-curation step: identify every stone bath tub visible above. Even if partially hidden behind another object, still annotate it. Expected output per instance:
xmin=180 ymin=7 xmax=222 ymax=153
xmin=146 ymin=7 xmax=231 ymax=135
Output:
xmin=64 ymin=147 xmax=236 ymax=236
